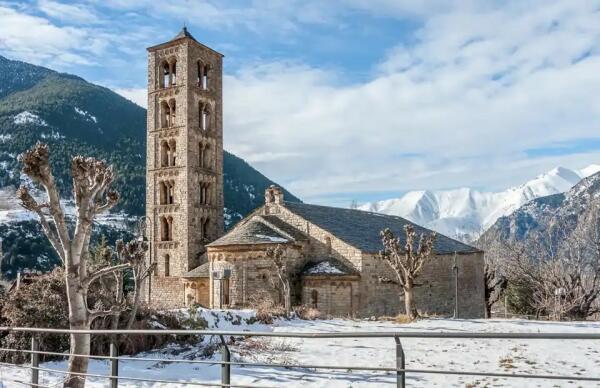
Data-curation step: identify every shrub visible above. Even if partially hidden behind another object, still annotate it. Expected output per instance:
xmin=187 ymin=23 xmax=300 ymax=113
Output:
xmin=247 ymin=290 xmax=286 ymax=324
xmin=293 ymin=305 xmax=322 ymax=320
xmin=0 ymin=268 xmax=202 ymax=363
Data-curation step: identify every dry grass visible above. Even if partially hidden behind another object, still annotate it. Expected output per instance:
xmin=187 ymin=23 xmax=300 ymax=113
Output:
xmin=294 ymin=305 xmax=322 ymax=320
xmin=378 ymin=314 xmax=415 ymax=324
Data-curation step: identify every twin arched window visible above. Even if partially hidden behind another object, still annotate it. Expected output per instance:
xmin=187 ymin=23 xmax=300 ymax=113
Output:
xmin=159 ymin=180 xmax=175 ymax=205
xmin=160 ymin=99 xmax=176 ymax=128
xmin=197 ymin=62 xmax=210 ymax=90
xmin=199 ymin=142 xmax=212 ymax=169
xmin=199 ymin=102 xmax=211 ymax=131
xmin=160 ymin=216 xmax=173 ymax=241
xmin=160 ymin=59 xmax=177 ymax=88
xmin=160 ymin=140 xmax=176 ymax=167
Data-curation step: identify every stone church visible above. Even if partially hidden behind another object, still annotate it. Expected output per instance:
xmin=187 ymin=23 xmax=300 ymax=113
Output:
xmin=145 ymin=29 xmax=486 ymax=318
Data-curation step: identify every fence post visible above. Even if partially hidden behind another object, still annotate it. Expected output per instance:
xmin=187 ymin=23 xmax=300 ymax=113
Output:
xmin=110 ymin=340 xmax=119 ymax=388
xmin=394 ymin=335 xmax=405 ymax=388
xmin=31 ymin=336 xmax=39 ymax=387
xmin=219 ymin=335 xmax=230 ymax=386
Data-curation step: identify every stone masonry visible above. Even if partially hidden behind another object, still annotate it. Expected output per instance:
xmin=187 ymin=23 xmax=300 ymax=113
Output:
xmin=145 ymin=28 xmax=224 ymax=307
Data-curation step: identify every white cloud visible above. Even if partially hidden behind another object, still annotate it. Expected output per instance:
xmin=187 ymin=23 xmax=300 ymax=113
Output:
xmin=222 ymin=1 xmax=600 ymax=203
xmin=113 ymin=87 xmax=147 ymax=108
xmin=37 ymin=0 xmax=99 ymax=24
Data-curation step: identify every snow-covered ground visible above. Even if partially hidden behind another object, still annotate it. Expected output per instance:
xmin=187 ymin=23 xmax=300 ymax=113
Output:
xmin=0 ymin=310 xmax=599 ymax=387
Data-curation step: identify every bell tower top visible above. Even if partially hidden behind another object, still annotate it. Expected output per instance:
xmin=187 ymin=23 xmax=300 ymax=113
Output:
xmin=147 ymin=26 xmax=224 ymax=56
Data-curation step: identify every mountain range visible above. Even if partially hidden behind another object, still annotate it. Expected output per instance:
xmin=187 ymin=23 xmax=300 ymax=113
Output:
xmin=360 ymin=165 xmax=600 ymax=242
xmin=478 ymin=170 xmax=600 ymax=253
xmin=0 ymin=54 xmax=300 ymax=278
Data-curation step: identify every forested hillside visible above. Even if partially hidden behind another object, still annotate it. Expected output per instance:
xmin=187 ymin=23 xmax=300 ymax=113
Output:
xmin=0 ymin=55 xmax=300 ymax=278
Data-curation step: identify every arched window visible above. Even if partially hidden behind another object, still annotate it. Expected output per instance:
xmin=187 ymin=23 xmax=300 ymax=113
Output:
xmin=202 ymin=64 xmax=209 ymax=90
xmin=159 ymin=181 xmax=167 ymax=204
xmin=200 ymin=217 xmax=210 ymax=240
xmin=170 ymin=59 xmax=177 ymax=85
xmin=160 ymin=61 xmax=170 ymax=88
xmin=160 ymin=101 xmax=169 ymax=128
xmin=169 ymin=139 xmax=177 ymax=166
xmin=199 ymin=142 xmax=205 ymax=168
xmin=168 ymin=99 xmax=176 ymax=127
xmin=160 ymin=141 xmax=169 ymax=167
xmin=164 ymin=254 xmax=170 ymax=277
xmin=160 ymin=216 xmax=170 ymax=241
xmin=200 ymin=103 xmax=211 ymax=131
xmin=325 ymin=237 xmax=332 ymax=254
xmin=200 ymin=183 xmax=211 ymax=205
xmin=167 ymin=181 xmax=175 ymax=204
xmin=311 ymin=290 xmax=318 ymax=308
xmin=203 ymin=145 xmax=211 ymax=169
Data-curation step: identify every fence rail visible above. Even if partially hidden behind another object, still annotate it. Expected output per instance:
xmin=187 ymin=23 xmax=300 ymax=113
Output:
xmin=0 ymin=327 xmax=599 ymax=387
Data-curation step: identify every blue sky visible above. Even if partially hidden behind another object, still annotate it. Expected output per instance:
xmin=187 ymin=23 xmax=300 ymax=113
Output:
xmin=1 ymin=1 xmax=600 ymax=206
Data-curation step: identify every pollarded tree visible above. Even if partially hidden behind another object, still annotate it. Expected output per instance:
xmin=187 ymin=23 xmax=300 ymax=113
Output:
xmin=16 ymin=143 xmax=139 ymax=388
xmin=266 ymin=244 xmax=291 ymax=317
xmin=379 ymin=225 xmax=436 ymax=320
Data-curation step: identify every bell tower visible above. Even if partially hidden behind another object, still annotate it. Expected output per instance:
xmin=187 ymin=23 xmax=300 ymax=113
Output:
xmin=146 ymin=28 xmax=224 ymax=306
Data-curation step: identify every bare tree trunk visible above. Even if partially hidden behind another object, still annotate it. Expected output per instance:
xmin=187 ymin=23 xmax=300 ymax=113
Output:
xmin=65 ymin=273 xmax=90 ymax=388
xmin=284 ymin=284 xmax=291 ymax=317
xmin=404 ymin=278 xmax=418 ymax=319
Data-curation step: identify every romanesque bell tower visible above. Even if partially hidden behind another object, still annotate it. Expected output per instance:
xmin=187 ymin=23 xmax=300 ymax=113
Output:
xmin=146 ymin=28 xmax=224 ymax=306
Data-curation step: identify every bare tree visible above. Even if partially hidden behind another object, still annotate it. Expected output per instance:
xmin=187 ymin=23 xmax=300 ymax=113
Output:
xmin=502 ymin=205 xmax=600 ymax=320
xmin=378 ymin=225 xmax=436 ymax=319
xmin=478 ymin=237 xmax=508 ymax=318
xmin=484 ymin=261 xmax=507 ymax=318
xmin=16 ymin=143 xmax=141 ymax=387
xmin=265 ymin=244 xmax=291 ymax=317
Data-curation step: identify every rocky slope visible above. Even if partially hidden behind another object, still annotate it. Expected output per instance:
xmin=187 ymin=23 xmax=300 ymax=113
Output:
xmin=478 ymin=171 xmax=600 ymax=248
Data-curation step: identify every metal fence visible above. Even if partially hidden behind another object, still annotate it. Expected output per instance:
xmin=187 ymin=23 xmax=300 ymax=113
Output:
xmin=0 ymin=327 xmax=599 ymax=387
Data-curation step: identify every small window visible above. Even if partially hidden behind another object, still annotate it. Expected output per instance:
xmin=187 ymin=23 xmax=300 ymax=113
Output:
xmin=222 ymin=278 xmax=230 ymax=306
xmin=164 ymin=254 xmax=170 ymax=277
xmin=325 ymin=237 xmax=332 ymax=254
xmin=311 ymin=290 xmax=318 ymax=309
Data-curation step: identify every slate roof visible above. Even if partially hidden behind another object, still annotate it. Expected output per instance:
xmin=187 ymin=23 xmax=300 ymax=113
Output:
xmin=302 ymin=258 xmax=360 ymax=277
xmin=207 ymin=215 xmax=304 ymax=247
xmin=283 ymin=202 xmax=480 ymax=254
xmin=172 ymin=27 xmax=197 ymax=42
xmin=182 ymin=262 xmax=210 ymax=278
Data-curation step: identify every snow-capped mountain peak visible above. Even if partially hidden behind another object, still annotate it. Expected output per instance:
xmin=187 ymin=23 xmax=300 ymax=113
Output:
xmin=359 ymin=164 xmax=599 ymax=242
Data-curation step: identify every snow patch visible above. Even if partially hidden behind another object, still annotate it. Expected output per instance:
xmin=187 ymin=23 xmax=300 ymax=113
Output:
xmin=74 ymin=106 xmax=98 ymax=123
xmin=0 ymin=134 xmax=12 ymax=143
xmin=254 ymin=234 xmax=288 ymax=243
xmin=305 ymin=261 xmax=344 ymax=275
xmin=0 ymin=316 xmax=598 ymax=387
xmin=13 ymin=111 xmax=48 ymax=126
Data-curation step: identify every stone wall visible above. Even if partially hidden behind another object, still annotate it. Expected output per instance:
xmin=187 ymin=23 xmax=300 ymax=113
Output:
xmin=360 ymin=252 xmax=485 ymax=318
xmin=184 ymin=278 xmax=210 ymax=307
xmin=302 ymin=277 xmax=360 ymax=317
xmin=208 ymin=244 xmax=307 ymax=308
xmin=146 ymin=33 xmax=224 ymax=308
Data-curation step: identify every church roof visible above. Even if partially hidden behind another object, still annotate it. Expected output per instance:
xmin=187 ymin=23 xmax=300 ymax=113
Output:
xmin=302 ymin=258 xmax=359 ymax=277
xmin=207 ymin=215 xmax=305 ymax=247
xmin=282 ymin=202 xmax=480 ymax=255
xmin=171 ymin=27 xmax=197 ymax=42
xmin=182 ymin=262 xmax=210 ymax=278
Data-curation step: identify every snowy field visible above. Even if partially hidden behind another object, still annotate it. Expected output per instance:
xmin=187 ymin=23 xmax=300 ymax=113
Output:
xmin=0 ymin=310 xmax=599 ymax=387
